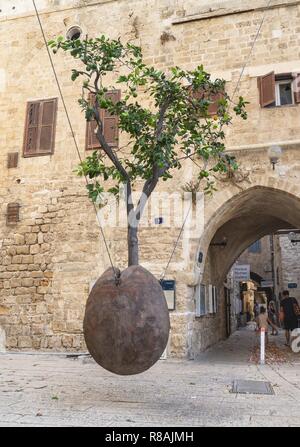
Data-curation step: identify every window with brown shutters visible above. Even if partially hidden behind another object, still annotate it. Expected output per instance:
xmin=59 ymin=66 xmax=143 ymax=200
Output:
xmin=207 ymin=92 xmax=224 ymax=116
xmin=86 ymin=90 xmax=120 ymax=150
xmin=6 ymin=203 xmax=20 ymax=225
xmin=188 ymin=87 xmax=225 ymax=117
xmin=23 ymin=98 xmax=58 ymax=157
xmin=258 ymin=72 xmax=300 ymax=108
xmin=7 ymin=152 xmax=19 ymax=169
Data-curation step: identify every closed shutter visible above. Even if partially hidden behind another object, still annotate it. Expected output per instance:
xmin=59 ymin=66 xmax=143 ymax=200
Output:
xmin=86 ymin=90 xmax=120 ymax=150
xmin=38 ymin=99 xmax=57 ymax=154
xmin=293 ymin=73 xmax=300 ymax=103
xmin=7 ymin=152 xmax=19 ymax=169
xmin=23 ymin=102 xmax=40 ymax=156
xmin=6 ymin=203 xmax=20 ymax=225
xmin=258 ymin=72 xmax=275 ymax=107
xmin=102 ymin=90 xmax=120 ymax=147
xmin=207 ymin=92 xmax=224 ymax=116
xmin=189 ymin=87 xmax=224 ymax=116
xmin=86 ymin=94 xmax=101 ymax=150
xmin=23 ymin=98 xmax=57 ymax=157
xmin=86 ymin=120 xmax=100 ymax=149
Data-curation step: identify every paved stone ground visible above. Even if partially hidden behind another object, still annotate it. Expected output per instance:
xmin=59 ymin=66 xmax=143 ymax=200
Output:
xmin=0 ymin=328 xmax=300 ymax=427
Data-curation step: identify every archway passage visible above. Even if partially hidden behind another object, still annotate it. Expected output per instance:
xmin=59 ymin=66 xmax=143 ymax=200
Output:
xmin=192 ymin=185 xmax=300 ymax=356
xmin=203 ymin=186 xmax=300 ymax=288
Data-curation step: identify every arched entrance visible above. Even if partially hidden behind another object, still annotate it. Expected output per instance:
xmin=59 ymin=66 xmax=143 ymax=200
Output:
xmin=190 ymin=181 xmax=300 ymax=356
xmin=200 ymin=185 xmax=300 ymax=286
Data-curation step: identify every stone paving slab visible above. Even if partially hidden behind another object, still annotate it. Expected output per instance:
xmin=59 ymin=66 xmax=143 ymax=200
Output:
xmin=0 ymin=329 xmax=300 ymax=427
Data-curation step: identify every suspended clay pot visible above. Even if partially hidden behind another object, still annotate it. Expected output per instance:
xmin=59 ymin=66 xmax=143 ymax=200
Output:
xmin=83 ymin=265 xmax=170 ymax=375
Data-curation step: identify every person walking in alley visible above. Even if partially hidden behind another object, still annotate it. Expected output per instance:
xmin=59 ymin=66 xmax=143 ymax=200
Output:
xmin=280 ymin=290 xmax=300 ymax=346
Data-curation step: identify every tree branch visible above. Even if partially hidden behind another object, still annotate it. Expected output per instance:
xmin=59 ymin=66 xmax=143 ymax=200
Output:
xmin=133 ymin=99 xmax=172 ymax=222
xmin=93 ymin=107 xmax=130 ymax=182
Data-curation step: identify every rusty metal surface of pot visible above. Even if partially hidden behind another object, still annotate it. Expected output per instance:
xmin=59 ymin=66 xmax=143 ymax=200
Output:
xmin=83 ymin=265 xmax=170 ymax=375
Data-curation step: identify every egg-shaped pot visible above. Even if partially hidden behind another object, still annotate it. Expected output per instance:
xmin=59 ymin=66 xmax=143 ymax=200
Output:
xmin=84 ymin=265 xmax=170 ymax=375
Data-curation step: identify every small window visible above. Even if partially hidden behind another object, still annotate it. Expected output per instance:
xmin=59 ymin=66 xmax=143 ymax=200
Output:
xmin=23 ymin=98 xmax=58 ymax=157
xmin=6 ymin=203 xmax=20 ymax=225
xmin=66 ymin=26 xmax=82 ymax=41
xmin=248 ymin=240 xmax=261 ymax=254
xmin=85 ymin=90 xmax=120 ymax=150
xmin=189 ymin=86 xmax=225 ymax=117
xmin=195 ymin=284 xmax=206 ymax=317
xmin=258 ymin=72 xmax=300 ymax=108
xmin=7 ymin=152 xmax=19 ymax=169
xmin=275 ymin=79 xmax=294 ymax=106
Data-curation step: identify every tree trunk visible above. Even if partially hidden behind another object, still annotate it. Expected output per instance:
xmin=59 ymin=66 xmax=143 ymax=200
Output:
xmin=128 ymin=224 xmax=139 ymax=266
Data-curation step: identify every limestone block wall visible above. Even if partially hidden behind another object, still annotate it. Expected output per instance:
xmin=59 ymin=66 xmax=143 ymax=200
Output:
xmin=1 ymin=0 xmax=300 ymax=356
xmin=279 ymin=235 xmax=300 ymax=301
xmin=238 ymin=236 xmax=273 ymax=281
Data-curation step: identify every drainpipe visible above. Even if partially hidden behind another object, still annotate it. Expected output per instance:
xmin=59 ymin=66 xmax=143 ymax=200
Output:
xmin=270 ymin=234 xmax=276 ymax=304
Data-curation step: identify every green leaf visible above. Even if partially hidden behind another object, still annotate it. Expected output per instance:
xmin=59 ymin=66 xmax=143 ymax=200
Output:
xmin=50 ymin=34 xmax=247 ymax=206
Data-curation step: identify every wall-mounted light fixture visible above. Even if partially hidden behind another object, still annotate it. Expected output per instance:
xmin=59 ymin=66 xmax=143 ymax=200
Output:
xmin=198 ymin=251 xmax=203 ymax=263
xmin=268 ymin=145 xmax=283 ymax=170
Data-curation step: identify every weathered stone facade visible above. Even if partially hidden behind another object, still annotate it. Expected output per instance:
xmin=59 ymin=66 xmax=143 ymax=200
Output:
xmin=279 ymin=235 xmax=300 ymax=301
xmin=238 ymin=236 xmax=275 ymax=283
xmin=1 ymin=0 xmax=300 ymax=357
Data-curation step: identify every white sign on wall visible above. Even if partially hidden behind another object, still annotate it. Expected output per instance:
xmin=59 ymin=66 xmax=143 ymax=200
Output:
xmin=261 ymin=280 xmax=274 ymax=288
xmin=233 ymin=264 xmax=250 ymax=282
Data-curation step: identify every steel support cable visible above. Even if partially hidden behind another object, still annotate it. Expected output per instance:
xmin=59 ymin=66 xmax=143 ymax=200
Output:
xmin=33 ymin=0 xmax=274 ymax=284
xmin=161 ymin=0 xmax=274 ymax=279
xmin=32 ymin=0 xmax=119 ymax=282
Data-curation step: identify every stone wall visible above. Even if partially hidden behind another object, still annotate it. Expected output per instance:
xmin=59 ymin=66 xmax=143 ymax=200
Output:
xmin=279 ymin=235 xmax=300 ymax=301
xmin=238 ymin=236 xmax=273 ymax=282
xmin=1 ymin=0 xmax=300 ymax=356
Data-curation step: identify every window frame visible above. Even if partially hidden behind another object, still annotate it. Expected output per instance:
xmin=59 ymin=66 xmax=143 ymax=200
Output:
xmin=275 ymin=79 xmax=294 ymax=107
xmin=248 ymin=240 xmax=262 ymax=254
xmin=23 ymin=97 xmax=58 ymax=158
xmin=195 ymin=283 xmax=207 ymax=317
xmin=85 ymin=90 xmax=120 ymax=151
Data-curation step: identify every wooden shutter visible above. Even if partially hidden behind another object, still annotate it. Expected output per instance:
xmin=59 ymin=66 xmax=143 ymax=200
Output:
xmin=86 ymin=90 xmax=120 ymax=150
xmin=38 ymin=99 xmax=57 ymax=154
xmin=293 ymin=73 xmax=300 ymax=103
xmin=189 ymin=87 xmax=224 ymax=116
xmin=257 ymin=72 xmax=275 ymax=107
xmin=102 ymin=90 xmax=120 ymax=147
xmin=23 ymin=98 xmax=57 ymax=157
xmin=7 ymin=152 xmax=19 ymax=169
xmin=207 ymin=92 xmax=224 ymax=116
xmin=6 ymin=203 xmax=20 ymax=225
xmin=86 ymin=94 xmax=101 ymax=150
xmin=23 ymin=102 xmax=40 ymax=156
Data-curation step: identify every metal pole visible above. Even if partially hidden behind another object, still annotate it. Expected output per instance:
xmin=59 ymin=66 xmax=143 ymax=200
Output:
xmin=270 ymin=234 xmax=276 ymax=302
xmin=260 ymin=328 xmax=266 ymax=365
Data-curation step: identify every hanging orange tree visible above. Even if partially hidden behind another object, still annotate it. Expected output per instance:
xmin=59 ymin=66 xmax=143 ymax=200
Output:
xmin=49 ymin=36 xmax=247 ymax=266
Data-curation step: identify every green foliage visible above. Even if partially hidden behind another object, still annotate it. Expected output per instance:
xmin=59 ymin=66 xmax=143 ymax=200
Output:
xmin=49 ymin=35 xmax=248 ymax=201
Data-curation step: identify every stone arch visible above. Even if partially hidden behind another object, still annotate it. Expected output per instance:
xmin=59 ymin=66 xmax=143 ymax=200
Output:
xmin=189 ymin=178 xmax=300 ymax=357
xmin=195 ymin=178 xmax=300 ymax=286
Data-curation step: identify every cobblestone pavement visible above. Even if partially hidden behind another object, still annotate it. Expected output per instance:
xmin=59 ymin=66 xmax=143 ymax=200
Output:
xmin=0 ymin=328 xmax=300 ymax=427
